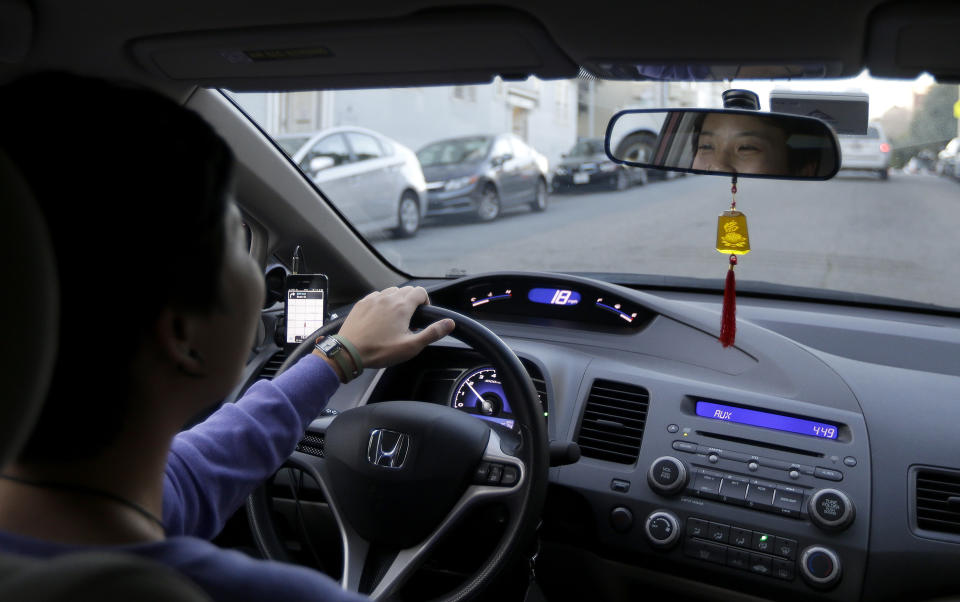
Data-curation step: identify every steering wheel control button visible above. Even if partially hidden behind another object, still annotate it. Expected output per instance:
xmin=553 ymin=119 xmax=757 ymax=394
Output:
xmin=747 ymin=461 xmax=759 ymax=472
xmin=772 ymin=490 xmax=804 ymax=517
xmin=800 ymin=546 xmax=842 ymax=589
xmin=474 ymin=462 xmax=491 ymax=483
xmin=644 ymin=511 xmax=680 ymax=548
xmin=809 ymin=489 xmax=855 ymax=531
xmin=610 ymin=506 xmax=633 ymax=533
xmin=707 ymin=522 xmax=729 ymax=544
xmin=610 ymin=478 xmax=631 ymax=493
xmin=667 ymin=423 xmax=680 ymax=433
xmin=745 ymin=484 xmax=775 ymax=510
xmin=647 ymin=456 xmax=688 ymax=495
xmin=486 ymin=464 xmax=503 ymax=484
xmin=500 ymin=465 xmax=519 ymax=486
xmin=774 ymin=537 xmax=798 ymax=560
xmin=685 ymin=540 xmax=727 ymax=564
xmin=814 ymin=467 xmax=844 ymax=482
xmin=752 ymin=532 xmax=774 ymax=554
xmin=686 ymin=517 xmax=708 ymax=539
xmin=672 ymin=440 xmax=698 ymax=453
xmin=843 ymin=456 xmax=858 ymax=467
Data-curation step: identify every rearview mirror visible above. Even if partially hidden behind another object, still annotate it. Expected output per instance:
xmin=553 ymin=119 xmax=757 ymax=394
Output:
xmin=606 ymin=109 xmax=840 ymax=180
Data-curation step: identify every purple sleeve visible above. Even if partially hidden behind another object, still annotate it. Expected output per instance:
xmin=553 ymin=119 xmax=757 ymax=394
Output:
xmin=162 ymin=354 xmax=339 ymax=538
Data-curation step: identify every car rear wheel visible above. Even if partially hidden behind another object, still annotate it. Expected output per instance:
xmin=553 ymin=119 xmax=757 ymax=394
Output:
xmin=615 ymin=132 xmax=656 ymax=181
xmin=394 ymin=191 xmax=420 ymax=238
xmin=476 ymin=186 xmax=500 ymax=222
xmin=530 ymin=179 xmax=548 ymax=212
xmin=878 ymin=169 xmax=889 ymax=181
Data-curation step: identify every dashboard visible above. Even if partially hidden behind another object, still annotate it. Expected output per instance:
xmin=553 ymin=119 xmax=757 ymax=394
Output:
xmin=240 ymin=270 xmax=960 ymax=602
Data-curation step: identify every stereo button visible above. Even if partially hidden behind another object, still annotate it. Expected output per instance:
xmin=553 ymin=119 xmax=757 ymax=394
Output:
xmin=746 ymin=484 xmax=776 ymax=510
xmin=692 ymin=473 xmax=721 ymax=499
xmin=815 ymin=467 xmax=844 ymax=482
xmin=772 ymin=490 xmax=804 ymax=517
xmin=719 ymin=477 xmax=748 ymax=504
xmin=672 ymin=440 xmax=698 ymax=453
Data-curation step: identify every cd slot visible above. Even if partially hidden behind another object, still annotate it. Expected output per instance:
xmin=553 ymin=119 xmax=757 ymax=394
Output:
xmin=696 ymin=431 xmax=823 ymax=458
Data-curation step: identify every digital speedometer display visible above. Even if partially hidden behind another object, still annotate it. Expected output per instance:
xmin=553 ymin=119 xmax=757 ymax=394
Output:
xmin=528 ymin=287 xmax=581 ymax=306
xmin=451 ymin=367 xmax=516 ymax=429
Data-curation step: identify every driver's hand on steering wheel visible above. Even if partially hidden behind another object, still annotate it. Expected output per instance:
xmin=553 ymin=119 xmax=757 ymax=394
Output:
xmin=314 ymin=286 xmax=455 ymax=379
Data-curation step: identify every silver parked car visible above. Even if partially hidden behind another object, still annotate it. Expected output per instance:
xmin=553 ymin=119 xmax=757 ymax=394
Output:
xmin=276 ymin=127 xmax=427 ymax=238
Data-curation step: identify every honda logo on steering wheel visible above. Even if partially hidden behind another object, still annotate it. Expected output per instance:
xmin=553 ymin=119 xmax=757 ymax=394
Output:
xmin=367 ymin=429 xmax=410 ymax=469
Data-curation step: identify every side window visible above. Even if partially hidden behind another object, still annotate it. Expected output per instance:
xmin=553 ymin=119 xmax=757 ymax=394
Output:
xmin=346 ymin=133 xmax=384 ymax=161
xmin=299 ymin=134 xmax=351 ymax=173
xmin=491 ymin=137 xmax=512 ymax=159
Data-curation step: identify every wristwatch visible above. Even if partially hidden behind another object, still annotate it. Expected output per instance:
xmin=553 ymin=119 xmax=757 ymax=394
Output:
xmin=315 ymin=335 xmax=363 ymax=382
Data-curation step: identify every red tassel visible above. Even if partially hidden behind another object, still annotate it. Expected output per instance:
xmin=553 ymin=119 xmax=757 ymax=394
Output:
xmin=720 ymin=258 xmax=737 ymax=347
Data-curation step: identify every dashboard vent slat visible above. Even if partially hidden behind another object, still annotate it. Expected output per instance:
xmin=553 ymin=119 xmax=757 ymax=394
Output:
xmin=915 ymin=468 xmax=960 ymax=535
xmin=576 ymin=379 xmax=649 ymax=465
xmin=296 ymin=433 xmax=325 ymax=458
xmin=257 ymin=348 xmax=289 ymax=381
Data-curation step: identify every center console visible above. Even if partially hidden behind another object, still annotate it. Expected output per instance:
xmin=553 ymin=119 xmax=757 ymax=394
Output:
xmin=565 ymin=393 xmax=869 ymax=601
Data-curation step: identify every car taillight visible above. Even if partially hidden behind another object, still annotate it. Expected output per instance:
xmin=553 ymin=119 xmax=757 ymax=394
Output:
xmin=880 ymin=143 xmax=891 ymax=153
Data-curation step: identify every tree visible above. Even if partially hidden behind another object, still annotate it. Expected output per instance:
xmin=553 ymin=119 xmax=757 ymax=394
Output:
xmin=888 ymin=84 xmax=958 ymax=168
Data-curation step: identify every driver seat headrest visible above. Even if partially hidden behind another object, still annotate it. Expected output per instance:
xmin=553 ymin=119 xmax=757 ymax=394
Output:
xmin=0 ymin=146 xmax=59 ymax=466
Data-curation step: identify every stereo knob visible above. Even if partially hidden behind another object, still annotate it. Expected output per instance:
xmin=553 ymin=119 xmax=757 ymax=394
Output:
xmin=644 ymin=510 xmax=680 ymax=548
xmin=808 ymin=488 xmax=855 ymax=531
xmin=800 ymin=545 xmax=842 ymax=589
xmin=647 ymin=456 xmax=688 ymax=496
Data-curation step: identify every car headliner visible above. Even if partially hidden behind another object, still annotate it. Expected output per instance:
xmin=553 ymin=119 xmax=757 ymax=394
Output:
xmin=1 ymin=0 xmax=958 ymax=98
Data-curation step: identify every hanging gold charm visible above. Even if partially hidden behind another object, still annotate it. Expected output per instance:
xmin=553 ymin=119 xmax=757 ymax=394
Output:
xmin=716 ymin=210 xmax=750 ymax=255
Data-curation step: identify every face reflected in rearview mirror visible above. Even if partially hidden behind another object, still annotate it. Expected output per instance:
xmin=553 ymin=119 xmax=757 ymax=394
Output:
xmin=606 ymin=109 xmax=840 ymax=180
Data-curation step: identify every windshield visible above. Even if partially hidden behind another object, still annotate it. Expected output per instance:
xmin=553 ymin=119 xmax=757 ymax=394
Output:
xmin=417 ymin=137 xmax=491 ymax=166
xmin=568 ymin=139 xmax=605 ymax=157
xmin=229 ymin=73 xmax=960 ymax=309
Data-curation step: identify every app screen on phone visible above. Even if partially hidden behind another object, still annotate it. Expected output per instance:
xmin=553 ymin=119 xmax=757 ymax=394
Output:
xmin=286 ymin=288 xmax=325 ymax=344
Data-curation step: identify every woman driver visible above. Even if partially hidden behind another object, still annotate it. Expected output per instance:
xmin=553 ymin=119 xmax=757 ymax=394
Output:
xmin=0 ymin=73 xmax=453 ymax=601
xmin=691 ymin=112 xmax=820 ymax=177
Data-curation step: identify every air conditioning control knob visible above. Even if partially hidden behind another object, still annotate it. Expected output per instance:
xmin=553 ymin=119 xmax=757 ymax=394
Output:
xmin=644 ymin=510 xmax=680 ymax=548
xmin=647 ymin=456 xmax=688 ymax=496
xmin=800 ymin=545 xmax=842 ymax=589
xmin=808 ymin=488 xmax=855 ymax=531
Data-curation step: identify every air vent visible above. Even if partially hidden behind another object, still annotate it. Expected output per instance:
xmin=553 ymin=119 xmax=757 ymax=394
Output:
xmin=915 ymin=468 xmax=960 ymax=535
xmin=257 ymin=348 xmax=289 ymax=380
xmin=576 ymin=379 xmax=649 ymax=464
xmin=296 ymin=433 xmax=325 ymax=458
xmin=520 ymin=359 xmax=549 ymax=415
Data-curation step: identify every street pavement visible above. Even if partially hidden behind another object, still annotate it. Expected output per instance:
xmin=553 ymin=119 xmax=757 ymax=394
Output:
xmin=371 ymin=172 xmax=960 ymax=309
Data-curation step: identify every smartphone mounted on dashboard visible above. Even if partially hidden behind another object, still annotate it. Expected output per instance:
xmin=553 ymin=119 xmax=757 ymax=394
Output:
xmin=284 ymin=273 xmax=328 ymax=347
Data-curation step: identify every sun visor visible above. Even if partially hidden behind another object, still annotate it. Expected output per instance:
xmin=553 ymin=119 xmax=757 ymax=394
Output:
xmin=866 ymin=1 xmax=960 ymax=82
xmin=0 ymin=0 xmax=32 ymax=64
xmin=129 ymin=9 xmax=578 ymax=91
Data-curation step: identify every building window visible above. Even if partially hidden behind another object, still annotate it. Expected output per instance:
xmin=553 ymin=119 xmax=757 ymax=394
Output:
xmin=452 ymin=86 xmax=477 ymax=102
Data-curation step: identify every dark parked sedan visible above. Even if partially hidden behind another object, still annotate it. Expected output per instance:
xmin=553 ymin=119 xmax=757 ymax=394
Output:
xmin=552 ymin=138 xmax=648 ymax=192
xmin=418 ymin=134 xmax=549 ymax=222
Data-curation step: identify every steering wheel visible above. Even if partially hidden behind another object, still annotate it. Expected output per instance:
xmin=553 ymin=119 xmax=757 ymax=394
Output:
xmin=247 ymin=305 xmax=549 ymax=601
